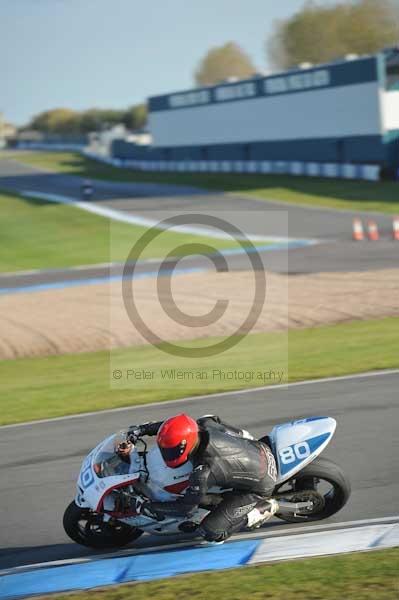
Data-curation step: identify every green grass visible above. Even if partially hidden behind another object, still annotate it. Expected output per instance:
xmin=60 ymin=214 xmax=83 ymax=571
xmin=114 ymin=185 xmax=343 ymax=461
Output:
xmin=1 ymin=317 xmax=398 ymax=425
xmin=4 ymin=150 xmax=399 ymax=213
xmin=48 ymin=548 xmax=399 ymax=600
xmin=0 ymin=190 xmax=249 ymax=272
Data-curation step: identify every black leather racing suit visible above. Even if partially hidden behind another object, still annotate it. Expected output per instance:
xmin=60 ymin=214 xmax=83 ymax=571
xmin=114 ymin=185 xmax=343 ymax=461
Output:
xmin=133 ymin=415 xmax=277 ymax=542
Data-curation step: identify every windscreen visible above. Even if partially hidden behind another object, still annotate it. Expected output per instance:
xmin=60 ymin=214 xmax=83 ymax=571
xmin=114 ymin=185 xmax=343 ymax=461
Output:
xmin=93 ymin=432 xmax=131 ymax=478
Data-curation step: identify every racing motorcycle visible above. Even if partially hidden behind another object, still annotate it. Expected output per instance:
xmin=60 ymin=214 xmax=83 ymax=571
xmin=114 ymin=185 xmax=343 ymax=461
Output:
xmin=63 ymin=416 xmax=350 ymax=549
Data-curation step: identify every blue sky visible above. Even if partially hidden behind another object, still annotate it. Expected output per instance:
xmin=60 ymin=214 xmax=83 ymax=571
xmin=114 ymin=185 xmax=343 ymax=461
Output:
xmin=2 ymin=0 xmax=325 ymax=125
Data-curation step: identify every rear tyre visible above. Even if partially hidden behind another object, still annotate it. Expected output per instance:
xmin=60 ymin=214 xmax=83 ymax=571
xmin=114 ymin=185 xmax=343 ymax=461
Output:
xmin=63 ymin=501 xmax=143 ymax=549
xmin=274 ymin=457 xmax=351 ymax=523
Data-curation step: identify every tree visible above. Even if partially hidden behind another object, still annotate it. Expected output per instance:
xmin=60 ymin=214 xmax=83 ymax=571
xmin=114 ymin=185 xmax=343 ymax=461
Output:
xmin=194 ymin=42 xmax=256 ymax=86
xmin=267 ymin=0 xmax=399 ymax=70
xmin=122 ymin=104 xmax=148 ymax=131
xmin=30 ymin=109 xmax=80 ymax=135
xmin=27 ymin=104 xmax=148 ymax=135
xmin=79 ymin=109 xmax=125 ymax=133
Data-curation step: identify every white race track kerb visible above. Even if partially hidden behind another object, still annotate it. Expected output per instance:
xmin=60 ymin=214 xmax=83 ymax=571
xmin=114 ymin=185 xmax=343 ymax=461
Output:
xmin=23 ymin=190 xmax=316 ymax=245
xmin=248 ymin=519 xmax=399 ymax=565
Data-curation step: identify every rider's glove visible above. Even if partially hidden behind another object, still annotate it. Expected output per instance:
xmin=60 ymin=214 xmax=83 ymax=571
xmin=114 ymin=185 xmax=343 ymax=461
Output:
xmin=127 ymin=421 xmax=161 ymax=442
xmin=116 ymin=440 xmax=133 ymax=460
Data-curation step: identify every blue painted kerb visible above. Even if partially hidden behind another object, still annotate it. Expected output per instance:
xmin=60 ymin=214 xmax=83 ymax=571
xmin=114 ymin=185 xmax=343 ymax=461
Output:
xmin=0 ymin=240 xmax=313 ymax=296
xmin=0 ymin=540 xmax=260 ymax=599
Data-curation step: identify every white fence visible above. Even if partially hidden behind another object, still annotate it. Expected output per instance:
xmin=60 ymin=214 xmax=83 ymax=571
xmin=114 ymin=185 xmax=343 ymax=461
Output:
xmin=84 ymin=152 xmax=380 ymax=182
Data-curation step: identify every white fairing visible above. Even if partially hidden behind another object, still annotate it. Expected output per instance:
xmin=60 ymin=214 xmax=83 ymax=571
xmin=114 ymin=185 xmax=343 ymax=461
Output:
xmin=74 ymin=434 xmax=192 ymax=513
xmin=269 ymin=416 xmax=336 ymax=483
xmin=74 ymin=435 xmax=141 ymax=511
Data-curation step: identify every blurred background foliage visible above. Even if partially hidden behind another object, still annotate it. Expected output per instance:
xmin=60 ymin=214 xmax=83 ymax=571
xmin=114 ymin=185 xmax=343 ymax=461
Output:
xmin=194 ymin=41 xmax=257 ymax=86
xmin=267 ymin=0 xmax=399 ymax=70
xmin=23 ymin=103 xmax=148 ymax=135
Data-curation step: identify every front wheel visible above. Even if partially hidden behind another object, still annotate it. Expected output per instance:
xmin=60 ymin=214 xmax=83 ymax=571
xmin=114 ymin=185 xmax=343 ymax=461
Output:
xmin=63 ymin=501 xmax=143 ymax=549
xmin=274 ymin=457 xmax=351 ymax=523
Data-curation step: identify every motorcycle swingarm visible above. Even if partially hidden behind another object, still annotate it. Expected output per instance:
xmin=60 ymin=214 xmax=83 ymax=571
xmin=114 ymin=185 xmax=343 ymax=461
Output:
xmin=275 ymin=500 xmax=314 ymax=514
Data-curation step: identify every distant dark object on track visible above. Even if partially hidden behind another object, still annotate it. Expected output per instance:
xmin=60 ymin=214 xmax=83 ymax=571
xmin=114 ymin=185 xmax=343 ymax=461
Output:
xmin=81 ymin=179 xmax=93 ymax=200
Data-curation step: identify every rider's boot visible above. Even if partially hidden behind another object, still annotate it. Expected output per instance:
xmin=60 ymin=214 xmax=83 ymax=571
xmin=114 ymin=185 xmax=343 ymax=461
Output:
xmin=246 ymin=498 xmax=279 ymax=529
xmin=197 ymin=526 xmax=227 ymax=546
xmin=198 ymin=533 xmax=225 ymax=546
xmin=198 ymin=537 xmax=225 ymax=546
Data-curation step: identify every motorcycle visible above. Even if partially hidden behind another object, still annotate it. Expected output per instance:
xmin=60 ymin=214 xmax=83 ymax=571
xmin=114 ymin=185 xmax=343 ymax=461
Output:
xmin=63 ymin=416 xmax=350 ymax=549
xmin=80 ymin=180 xmax=93 ymax=201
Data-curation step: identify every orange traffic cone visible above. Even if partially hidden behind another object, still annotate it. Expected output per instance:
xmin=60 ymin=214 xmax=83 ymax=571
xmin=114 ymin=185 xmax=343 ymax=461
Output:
xmin=367 ymin=220 xmax=379 ymax=241
xmin=393 ymin=216 xmax=399 ymax=241
xmin=352 ymin=218 xmax=364 ymax=241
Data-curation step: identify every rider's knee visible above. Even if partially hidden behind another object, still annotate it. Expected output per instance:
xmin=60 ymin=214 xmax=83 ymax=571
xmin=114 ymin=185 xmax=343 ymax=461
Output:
xmin=198 ymin=524 xmax=228 ymax=542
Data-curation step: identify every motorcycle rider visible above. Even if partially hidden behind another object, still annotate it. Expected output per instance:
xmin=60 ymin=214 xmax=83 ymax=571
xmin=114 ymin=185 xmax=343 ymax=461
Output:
xmin=120 ymin=413 xmax=279 ymax=543
xmin=81 ymin=179 xmax=93 ymax=200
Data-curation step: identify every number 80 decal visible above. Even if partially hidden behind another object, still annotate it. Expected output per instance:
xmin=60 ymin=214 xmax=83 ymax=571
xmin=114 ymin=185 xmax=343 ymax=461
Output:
xmin=279 ymin=441 xmax=310 ymax=465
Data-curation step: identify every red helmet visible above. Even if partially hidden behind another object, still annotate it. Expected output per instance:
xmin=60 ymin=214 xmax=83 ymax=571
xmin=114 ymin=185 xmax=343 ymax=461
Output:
xmin=157 ymin=414 xmax=199 ymax=468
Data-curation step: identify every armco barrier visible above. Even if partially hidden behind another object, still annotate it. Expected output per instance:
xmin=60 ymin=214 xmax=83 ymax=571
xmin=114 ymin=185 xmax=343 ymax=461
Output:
xmin=11 ymin=143 xmax=382 ymax=181
xmin=83 ymin=151 xmax=380 ymax=181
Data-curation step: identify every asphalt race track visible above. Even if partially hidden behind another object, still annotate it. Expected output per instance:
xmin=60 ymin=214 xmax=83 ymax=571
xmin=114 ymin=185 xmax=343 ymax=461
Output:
xmin=0 ymin=157 xmax=398 ymax=285
xmin=1 ymin=371 xmax=398 ymax=570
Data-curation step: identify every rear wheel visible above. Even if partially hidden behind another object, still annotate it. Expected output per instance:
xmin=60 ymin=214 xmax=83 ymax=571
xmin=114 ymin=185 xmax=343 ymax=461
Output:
xmin=63 ymin=501 xmax=143 ymax=549
xmin=274 ymin=457 xmax=351 ymax=523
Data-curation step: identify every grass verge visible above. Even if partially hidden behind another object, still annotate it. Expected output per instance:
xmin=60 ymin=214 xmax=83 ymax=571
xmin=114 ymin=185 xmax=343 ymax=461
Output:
xmin=3 ymin=151 xmax=399 ymax=213
xmin=47 ymin=548 xmax=399 ymax=600
xmin=0 ymin=190 xmax=248 ymax=272
xmin=1 ymin=317 xmax=398 ymax=425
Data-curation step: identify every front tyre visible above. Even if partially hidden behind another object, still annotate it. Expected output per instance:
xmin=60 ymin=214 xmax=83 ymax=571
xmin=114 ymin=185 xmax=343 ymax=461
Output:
xmin=274 ymin=457 xmax=351 ymax=523
xmin=63 ymin=501 xmax=143 ymax=549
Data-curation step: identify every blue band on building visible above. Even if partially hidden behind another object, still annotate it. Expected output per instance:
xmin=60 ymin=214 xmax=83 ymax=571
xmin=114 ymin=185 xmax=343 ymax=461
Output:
xmin=149 ymin=57 xmax=378 ymax=112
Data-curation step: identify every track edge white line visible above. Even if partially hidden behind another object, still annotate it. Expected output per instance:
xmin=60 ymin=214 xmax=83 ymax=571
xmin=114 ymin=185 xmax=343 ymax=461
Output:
xmin=2 ymin=368 xmax=398 ymax=429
